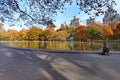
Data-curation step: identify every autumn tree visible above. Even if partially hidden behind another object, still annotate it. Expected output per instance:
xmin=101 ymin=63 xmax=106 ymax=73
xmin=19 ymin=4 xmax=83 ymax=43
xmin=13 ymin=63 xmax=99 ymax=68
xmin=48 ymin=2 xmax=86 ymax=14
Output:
xmin=111 ymin=31 xmax=120 ymax=40
xmin=113 ymin=21 xmax=120 ymax=32
xmin=0 ymin=23 xmax=6 ymax=40
xmin=27 ymin=27 xmax=42 ymax=41
xmin=112 ymin=21 xmax=120 ymax=30
xmin=89 ymin=22 xmax=113 ymax=40
xmin=111 ymin=22 xmax=120 ymax=40
xmin=18 ymin=29 xmax=29 ymax=41
xmin=102 ymin=24 xmax=113 ymax=40
xmin=74 ymin=25 xmax=87 ymax=41
xmin=68 ymin=26 xmax=76 ymax=33
xmin=0 ymin=23 xmax=3 ymax=32
xmin=84 ymin=26 xmax=102 ymax=41
xmin=44 ymin=28 xmax=56 ymax=41
xmin=45 ymin=30 xmax=69 ymax=41
xmin=0 ymin=0 xmax=116 ymax=26
xmin=39 ymin=30 xmax=45 ymax=41
xmin=6 ymin=29 xmax=19 ymax=41
xmin=56 ymin=31 xmax=70 ymax=41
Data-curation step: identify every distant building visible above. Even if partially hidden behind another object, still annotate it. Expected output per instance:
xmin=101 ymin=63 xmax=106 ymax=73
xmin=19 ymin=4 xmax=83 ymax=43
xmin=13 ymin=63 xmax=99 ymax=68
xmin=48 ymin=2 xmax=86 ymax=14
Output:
xmin=103 ymin=4 xmax=120 ymax=28
xmin=103 ymin=10 xmax=120 ymax=24
xmin=86 ymin=18 xmax=95 ymax=25
xmin=69 ymin=16 xmax=83 ymax=27
xmin=60 ymin=22 xmax=68 ymax=28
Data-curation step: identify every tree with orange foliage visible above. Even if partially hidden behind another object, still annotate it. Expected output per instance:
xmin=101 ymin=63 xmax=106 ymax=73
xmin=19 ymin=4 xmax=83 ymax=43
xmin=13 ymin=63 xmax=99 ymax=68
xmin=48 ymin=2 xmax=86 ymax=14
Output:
xmin=102 ymin=24 xmax=113 ymax=40
xmin=113 ymin=21 xmax=120 ymax=32
xmin=74 ymin=25 xmax=87 ymax=41
xmin=27 ymin=27 xmax=42 ymax=41
xmin=18 ymin=29 xmax=29 ymax=41
xmin=44 ymin=27 xmax=56 ymax=40
xmin=6 ymin=29 xmax=19 ymax=41
xmin=111 ymin=22 xmax=120 ymax=40
xmin=113 ymin=21 xmax=120 ymax=28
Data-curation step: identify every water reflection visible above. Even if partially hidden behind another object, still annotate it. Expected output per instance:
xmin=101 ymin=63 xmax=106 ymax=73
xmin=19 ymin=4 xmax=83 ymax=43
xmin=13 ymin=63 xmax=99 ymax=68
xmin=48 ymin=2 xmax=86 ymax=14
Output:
xmin=0 ymin=41 xmax=120 ymax=51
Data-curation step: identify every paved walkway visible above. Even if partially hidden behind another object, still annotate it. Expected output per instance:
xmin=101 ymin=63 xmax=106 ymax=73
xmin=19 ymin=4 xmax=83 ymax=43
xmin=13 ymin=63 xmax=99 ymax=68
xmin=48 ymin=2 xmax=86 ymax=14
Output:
xmin=0 ymin=44 xmax=120 ymax=80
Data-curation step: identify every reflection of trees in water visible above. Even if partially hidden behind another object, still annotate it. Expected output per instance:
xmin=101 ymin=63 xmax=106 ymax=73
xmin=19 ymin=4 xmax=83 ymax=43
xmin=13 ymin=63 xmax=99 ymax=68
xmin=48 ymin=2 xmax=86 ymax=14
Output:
xmin=45 ymin=41 xmax=70 ymax=50
xmin=1 ymin=41 xmax=120 ymax=51
xmin=38 ymin=41 xmax=46 ymax=49
xmin=68 ymin=42 xmax=75 ymax=50
xmin=110 ymin=42 xmax=120 ymax=51
xmin=90 ymin=42 xmax=102 ymax=50
xmin=74 ymin=42 xmax=85 ymax=50
xmin=74 ymin=42 xmax=91 ymax=50
xmin=74 ymin=42 xmax=102 ymax=50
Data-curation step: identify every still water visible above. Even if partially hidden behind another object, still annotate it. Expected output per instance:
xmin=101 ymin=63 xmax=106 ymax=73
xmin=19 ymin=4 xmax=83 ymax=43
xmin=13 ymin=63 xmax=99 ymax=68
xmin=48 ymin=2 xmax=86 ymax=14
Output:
xmin=0 ymin=41 xmax=120 ymax=51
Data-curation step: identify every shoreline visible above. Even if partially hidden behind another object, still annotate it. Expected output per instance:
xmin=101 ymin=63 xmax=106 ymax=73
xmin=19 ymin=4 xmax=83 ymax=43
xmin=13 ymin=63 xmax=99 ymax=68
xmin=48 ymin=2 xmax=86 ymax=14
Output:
xmin=1 ymin=44 xmax=120 ymax=55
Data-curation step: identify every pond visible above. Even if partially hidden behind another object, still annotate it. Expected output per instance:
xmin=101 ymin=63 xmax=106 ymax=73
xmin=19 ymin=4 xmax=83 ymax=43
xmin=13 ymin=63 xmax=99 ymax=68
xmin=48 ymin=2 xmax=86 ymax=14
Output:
xmin=0 ymin=41 xmax=120 ymax=51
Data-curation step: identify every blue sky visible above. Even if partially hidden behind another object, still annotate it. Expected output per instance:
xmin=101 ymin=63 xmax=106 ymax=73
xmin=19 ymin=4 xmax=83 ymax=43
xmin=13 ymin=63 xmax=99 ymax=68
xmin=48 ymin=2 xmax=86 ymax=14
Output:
xmin=54 ymin=0 xmax=120 ymax=28
xmin=3 ymin=0 xmax=120 ymax=31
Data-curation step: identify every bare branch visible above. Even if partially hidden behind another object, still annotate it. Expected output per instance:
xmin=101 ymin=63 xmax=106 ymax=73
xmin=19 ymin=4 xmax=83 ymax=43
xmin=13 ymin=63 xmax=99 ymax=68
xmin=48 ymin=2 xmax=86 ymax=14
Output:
xmin=13 ymin=0 xmax=36 ymax=21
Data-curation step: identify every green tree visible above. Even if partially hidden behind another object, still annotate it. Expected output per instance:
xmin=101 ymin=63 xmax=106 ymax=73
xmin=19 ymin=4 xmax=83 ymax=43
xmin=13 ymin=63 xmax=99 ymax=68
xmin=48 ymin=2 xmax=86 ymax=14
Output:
xmin=39 ymin=30 xmax=45 ymax=41
xmin=87 ymin=23 xmax=113 ymax=40
xmin=68 ymin=26 xmax=76 ymax=37
xmin=68 ymin=26 xmax=76 ymax=33
xmin=84 ymin=26 xmax=102 ymax=41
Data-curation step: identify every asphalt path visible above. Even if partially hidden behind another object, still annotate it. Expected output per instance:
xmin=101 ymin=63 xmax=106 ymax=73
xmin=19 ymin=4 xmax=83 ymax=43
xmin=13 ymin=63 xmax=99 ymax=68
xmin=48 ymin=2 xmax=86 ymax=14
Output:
xmin=0 ymin=45 xmax=120 ymax=80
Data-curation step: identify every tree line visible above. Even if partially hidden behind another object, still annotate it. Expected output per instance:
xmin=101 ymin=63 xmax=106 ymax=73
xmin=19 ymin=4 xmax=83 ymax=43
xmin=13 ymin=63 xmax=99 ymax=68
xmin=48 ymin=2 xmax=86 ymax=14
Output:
xmin=0 ymin=21 xmax=120 ymax=41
